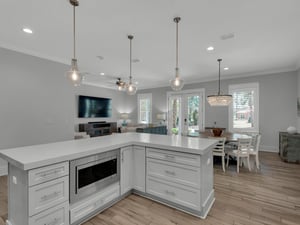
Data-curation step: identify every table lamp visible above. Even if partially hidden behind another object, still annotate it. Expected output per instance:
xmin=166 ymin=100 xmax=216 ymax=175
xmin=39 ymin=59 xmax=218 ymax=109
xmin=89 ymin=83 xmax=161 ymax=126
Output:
xmin=120 ymin=113 xmax=129 ymax=126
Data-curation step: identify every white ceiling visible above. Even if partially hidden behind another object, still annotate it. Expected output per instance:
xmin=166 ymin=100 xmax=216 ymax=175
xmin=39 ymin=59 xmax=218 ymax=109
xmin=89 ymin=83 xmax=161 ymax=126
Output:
xmin=1 ymin=0 xmax=300 ymax=90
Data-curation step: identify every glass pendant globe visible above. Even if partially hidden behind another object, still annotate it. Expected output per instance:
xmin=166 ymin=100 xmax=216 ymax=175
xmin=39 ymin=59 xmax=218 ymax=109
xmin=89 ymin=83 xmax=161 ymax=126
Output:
xmin=66 ymin=59 xmax=82 ymax=86
xmin=170 ymin=76 xmax=184 ymax=91
xmin=126 ymin=83 xmax=137 ymax=95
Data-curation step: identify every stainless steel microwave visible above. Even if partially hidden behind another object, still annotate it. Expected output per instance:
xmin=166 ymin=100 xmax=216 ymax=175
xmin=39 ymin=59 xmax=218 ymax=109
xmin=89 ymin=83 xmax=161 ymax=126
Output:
xmin=70 ymin=149 xmax=120 ymax=203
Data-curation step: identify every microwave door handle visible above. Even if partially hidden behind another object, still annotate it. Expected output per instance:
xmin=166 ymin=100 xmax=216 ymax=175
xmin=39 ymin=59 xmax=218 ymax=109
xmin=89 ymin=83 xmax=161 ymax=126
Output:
xmin=75 ymin=166 xmax=79 ymax=194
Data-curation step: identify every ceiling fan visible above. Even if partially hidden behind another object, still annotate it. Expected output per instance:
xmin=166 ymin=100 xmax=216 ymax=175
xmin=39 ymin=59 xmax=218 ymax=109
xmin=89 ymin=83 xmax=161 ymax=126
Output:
xmin=115 ymin=78 xmax=127 ymax=91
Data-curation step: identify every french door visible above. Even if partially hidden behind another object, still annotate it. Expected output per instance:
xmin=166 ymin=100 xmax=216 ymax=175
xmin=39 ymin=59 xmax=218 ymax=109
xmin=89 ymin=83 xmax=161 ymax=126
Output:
xmin=167 ymin=89 xmax=204 ymax=136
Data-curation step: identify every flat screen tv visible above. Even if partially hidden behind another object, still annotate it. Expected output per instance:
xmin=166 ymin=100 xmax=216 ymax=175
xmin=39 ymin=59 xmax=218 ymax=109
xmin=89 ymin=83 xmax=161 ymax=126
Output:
xmin=78 ymin=95 xmax=112 ymax=118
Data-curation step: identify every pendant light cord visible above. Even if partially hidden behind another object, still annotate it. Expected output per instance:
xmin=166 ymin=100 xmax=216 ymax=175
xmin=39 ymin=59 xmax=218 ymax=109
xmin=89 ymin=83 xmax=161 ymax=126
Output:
xmin=73 ymin=5 xmax=76 ymax=59
xmin=218 ymin=60 xmax=221 ymax=95
xmin=176 ymin=20 xmax=178 ymax=70
xmin=129 ymin=37 xmax=132 ymax=82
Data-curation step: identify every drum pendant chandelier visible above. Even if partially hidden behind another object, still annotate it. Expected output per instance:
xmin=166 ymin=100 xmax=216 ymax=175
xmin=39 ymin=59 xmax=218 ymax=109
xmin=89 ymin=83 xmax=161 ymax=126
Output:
xmin=207 ymin=59 xmax=232 ymax=106
xmin=170 ymin=17 xmax=184 ymax=91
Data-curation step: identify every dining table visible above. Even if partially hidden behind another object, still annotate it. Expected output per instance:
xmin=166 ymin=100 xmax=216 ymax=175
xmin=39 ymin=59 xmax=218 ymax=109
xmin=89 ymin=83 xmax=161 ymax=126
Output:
xmin=196 ymin=130 xmax=252 ymax=142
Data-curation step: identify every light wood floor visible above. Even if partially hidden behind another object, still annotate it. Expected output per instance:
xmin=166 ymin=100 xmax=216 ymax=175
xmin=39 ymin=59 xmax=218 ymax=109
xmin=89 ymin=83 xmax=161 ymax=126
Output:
xmin=0 ymin=152 xmax=300 ymax=225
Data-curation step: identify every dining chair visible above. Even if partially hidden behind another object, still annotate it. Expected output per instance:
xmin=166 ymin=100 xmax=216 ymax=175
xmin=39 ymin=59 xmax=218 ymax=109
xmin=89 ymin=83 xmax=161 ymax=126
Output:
xmin=248 ymin=134 xmax=261 ymax=169
xmin=226 ymin=138 xmax=252 ymax=173
xmin=208 ymin=137 xmax=226 ymax=172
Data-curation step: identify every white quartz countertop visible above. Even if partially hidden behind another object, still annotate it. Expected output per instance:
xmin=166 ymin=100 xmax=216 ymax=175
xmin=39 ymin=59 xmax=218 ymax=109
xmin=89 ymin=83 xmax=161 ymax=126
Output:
xmin=0 ymin=133 xmax=217 ymax=170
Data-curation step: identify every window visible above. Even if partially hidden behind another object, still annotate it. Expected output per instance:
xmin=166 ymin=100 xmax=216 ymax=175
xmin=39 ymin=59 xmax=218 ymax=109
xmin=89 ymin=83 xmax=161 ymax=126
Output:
xmin=228 ymin=83 xmax=259 ymax=132
xmin=138 ymin=93 xmax=152 ymax=124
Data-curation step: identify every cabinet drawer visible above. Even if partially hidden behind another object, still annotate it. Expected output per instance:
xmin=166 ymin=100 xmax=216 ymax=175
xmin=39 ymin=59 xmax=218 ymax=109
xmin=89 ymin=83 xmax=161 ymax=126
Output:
xmin=147 ymin=148 xmax=200 ymax=167
xmin=28 ymin=162 xmax=69 ymax=186
xmin=29 ymin=176 xmax=69 ymax=216
xmin=146 ymin=177 xmax=201 ymax=211
xmin=29 ymin=202 xmax=69 ymax=225
xmin=147 ymin=158 xmax=200 ymax=188
xmin=70 ymin=182 xmax=120 ymax=224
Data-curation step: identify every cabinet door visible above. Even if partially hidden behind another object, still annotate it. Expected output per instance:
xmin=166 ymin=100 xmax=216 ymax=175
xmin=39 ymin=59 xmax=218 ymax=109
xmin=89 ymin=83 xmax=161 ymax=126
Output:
xmin=120 ymin=146 xmax=133 ymax=195
xmin=133 ymin=146 xmax=146 ymax=192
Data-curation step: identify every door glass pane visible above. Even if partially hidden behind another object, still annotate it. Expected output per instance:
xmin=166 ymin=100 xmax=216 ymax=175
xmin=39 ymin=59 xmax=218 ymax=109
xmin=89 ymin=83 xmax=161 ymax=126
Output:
xmin=187 ymin=95 xmax=200 ymax=136
xmin=169 ymin=97 xmax=181 ymax=135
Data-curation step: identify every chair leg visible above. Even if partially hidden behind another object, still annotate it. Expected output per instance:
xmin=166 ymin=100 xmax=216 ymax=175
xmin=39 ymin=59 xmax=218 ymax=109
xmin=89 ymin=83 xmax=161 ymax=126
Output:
xmin=247 ymin=156 xmax=251 ymax=171
xmin=226 ymin=154 xmax=229 ymax=167
xmin=222 ymin=156 xmax=225 ymax=172
xmin=256 ymin=154 xmax=260 ymax=169
xmin=237 ymin=157 xmax=239 ymax=173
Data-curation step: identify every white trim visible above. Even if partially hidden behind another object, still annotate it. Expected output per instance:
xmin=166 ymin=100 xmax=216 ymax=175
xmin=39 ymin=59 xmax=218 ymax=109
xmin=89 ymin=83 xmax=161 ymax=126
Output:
xmin=137 ymin=93 xmax=152 ymax=124
xmin=260 ymin=145 xmax=278 ymax=153
xmin=228 ymin=82 xmax=259 ymax=133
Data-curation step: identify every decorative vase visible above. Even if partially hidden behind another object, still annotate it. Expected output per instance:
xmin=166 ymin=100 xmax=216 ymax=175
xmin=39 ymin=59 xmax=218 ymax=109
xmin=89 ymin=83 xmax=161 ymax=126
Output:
xmin=212 ymin=128 xmax=223 ymax=137
xmin=287 ymin=126 xmax=297 ymax=134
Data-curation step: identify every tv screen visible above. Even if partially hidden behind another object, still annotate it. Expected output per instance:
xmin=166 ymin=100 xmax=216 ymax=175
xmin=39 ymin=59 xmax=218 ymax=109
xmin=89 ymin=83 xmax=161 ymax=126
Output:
xmin=78 ymin=95 xmax=112 ymax=118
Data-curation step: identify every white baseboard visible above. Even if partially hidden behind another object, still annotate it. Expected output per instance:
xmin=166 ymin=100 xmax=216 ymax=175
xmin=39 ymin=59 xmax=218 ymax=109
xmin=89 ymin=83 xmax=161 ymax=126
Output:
xmin=260 ymin=145 xmax=278 ymax=153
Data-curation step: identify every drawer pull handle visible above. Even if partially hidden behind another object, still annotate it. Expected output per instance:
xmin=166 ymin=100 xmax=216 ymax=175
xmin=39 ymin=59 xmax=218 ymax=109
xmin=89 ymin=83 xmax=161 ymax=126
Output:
xmin=165 ymin=170 xmax=176 ymax=176
xmin=165 ymin=190 xmax=176 ymax=196
xmin=40 ymin=169 xmax=61 ymax=178
xmin=165 ymin=155 xmax=175 ymax=159
xmin=41 ymin=191 xmax=60 ymax=202
xmin=44 ymin=217 xmax=59 ymax=225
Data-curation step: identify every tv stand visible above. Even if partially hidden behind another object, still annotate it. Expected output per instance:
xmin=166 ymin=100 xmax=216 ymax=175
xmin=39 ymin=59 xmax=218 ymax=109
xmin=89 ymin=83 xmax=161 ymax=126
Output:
xmin=79 ymin=122 xmax=117 ymax=137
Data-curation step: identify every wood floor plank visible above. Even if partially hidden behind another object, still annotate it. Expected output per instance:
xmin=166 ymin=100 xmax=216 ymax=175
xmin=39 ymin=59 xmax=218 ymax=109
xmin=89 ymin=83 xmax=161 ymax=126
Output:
xmin=0 ymin=152 xmax=299 ymax=225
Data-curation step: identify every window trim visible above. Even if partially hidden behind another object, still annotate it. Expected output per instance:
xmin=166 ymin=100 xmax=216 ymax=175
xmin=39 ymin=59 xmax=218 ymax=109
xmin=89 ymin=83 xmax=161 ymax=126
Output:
xmin=228 ymin=82 xmax=259 ymax=133
xmin=138 ymin=93 xmax=152 ymax=124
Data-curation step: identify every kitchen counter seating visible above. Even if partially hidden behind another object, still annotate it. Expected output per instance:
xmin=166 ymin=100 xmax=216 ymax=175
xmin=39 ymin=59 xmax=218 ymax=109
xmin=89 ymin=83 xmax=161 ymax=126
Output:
xmin=0 ymin=133 xmax=217 ymax=225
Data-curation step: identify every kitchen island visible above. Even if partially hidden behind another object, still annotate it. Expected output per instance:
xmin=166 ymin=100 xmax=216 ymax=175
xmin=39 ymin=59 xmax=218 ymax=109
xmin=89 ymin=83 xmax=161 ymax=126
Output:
xmin=0 ymin=133 xmax=217 ymax=225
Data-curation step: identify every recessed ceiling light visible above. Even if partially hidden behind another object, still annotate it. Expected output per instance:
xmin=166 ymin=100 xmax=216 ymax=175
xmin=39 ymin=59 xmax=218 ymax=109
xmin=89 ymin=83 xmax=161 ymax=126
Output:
xmin=135 ymin=81 xmax=139 ymax=85
xmin=224 ymin=67 xmax=229 ymax=71
xmin=132 ymin=59 xmax=140 ymax=63
xmin=207 ymin=46 xmax=214 ymax=51
xmin=22 ymin=27 xmax=33 ymax=34
xmin=100 ymin=72 xmax=105 ymax=76
xmin=221 ymin=33 xmax=235 ymax=40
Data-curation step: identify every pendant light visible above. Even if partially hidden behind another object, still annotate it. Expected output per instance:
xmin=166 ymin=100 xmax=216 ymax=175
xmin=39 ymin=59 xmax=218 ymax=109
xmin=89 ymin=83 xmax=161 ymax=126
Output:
xmin=126 ymin=35 xmax=137 ymax=95
xmin=66 ymin=0 xmax=82 ymax=86
xmin=207 ymin=59 xmax=232 ymax=106
xmin=170 ymin=17 xmax=184 ymax=91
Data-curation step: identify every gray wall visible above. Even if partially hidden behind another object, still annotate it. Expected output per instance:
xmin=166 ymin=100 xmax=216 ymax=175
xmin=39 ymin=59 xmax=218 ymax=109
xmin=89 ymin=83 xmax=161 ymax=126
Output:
xmin=137 ymin=71 xmax=298 ymax=152
xmin=0 ymin=47 xmax=297 ymax=154
xmin=297 ymin=69 xmax=300 ymax=131
xmin=0 ymin=47 xmax=134 ymax=150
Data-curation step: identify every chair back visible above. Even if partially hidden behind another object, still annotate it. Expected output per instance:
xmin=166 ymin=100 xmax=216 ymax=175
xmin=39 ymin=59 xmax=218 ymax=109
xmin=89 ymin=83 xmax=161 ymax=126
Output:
xmin=208 ymin=137 xmax=226 ymax=153
xmin=253 ymin=134 xmax=261 ymax=152
xmin=237 ymin=138 xmax=252 ymax=153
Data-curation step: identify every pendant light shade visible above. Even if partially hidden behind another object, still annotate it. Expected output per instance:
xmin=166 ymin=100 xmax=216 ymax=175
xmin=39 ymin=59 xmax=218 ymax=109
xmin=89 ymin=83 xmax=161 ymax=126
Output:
xmin=170 ymin=17 xmax=184 ymax=91
xmin=126 ymin=35 xmax=137 ymax=95
xmin=207 ymin=59 xmax=232 ymax=106
xmin=66 ymin=0 xmax=82 ymax=86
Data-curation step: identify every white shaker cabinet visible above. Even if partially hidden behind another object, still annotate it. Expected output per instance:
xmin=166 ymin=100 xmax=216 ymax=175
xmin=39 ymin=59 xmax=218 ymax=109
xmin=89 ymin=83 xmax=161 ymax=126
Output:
xmin=7 ymin=162 xmax=69 ymax=225
xmin=132 ymin=146 xmax=146 ymax=192
xmin=120 ymin=146 xmax=133 ymax=195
